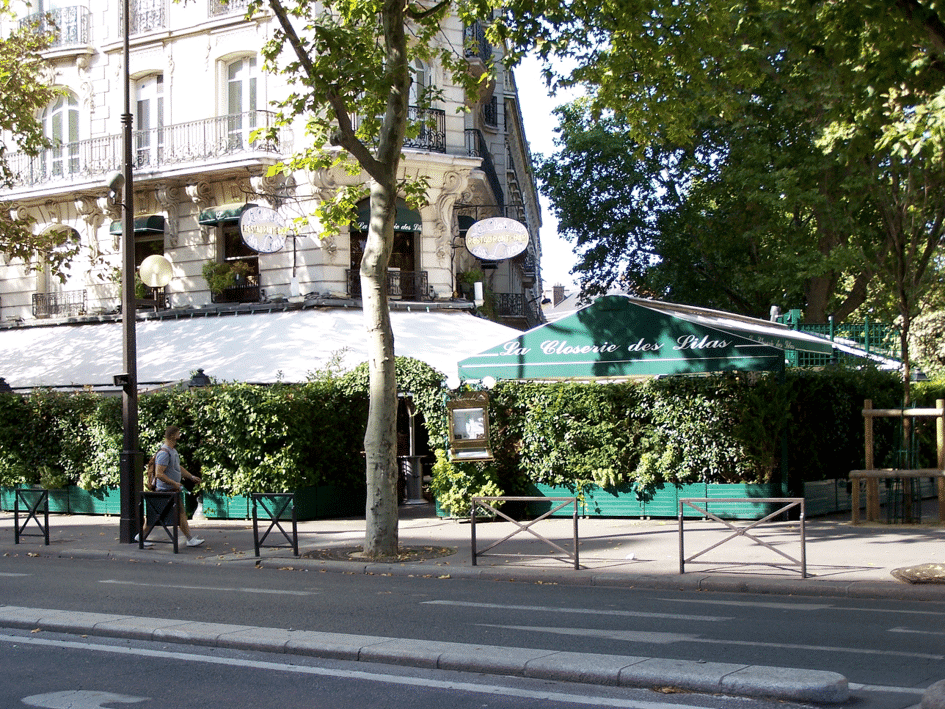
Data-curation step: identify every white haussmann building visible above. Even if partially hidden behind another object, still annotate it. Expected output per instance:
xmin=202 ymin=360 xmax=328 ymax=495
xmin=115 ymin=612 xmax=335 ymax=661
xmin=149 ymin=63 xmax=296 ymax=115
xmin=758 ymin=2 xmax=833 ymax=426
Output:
xmin=0 ymin=0 xmax=542 ymax=389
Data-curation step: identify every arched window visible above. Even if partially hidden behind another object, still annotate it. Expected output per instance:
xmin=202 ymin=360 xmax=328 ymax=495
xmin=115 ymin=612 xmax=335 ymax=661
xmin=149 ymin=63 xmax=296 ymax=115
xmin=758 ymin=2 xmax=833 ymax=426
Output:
xmin=33 ymin=226 xmax=83 ymax=318
xmin=409 ymin=59 xmax=432 ymax=107
xmin=226 ymin=56 xmax=258 ymax=150
xmin=42 ymin=93 xmax=79 ymax=178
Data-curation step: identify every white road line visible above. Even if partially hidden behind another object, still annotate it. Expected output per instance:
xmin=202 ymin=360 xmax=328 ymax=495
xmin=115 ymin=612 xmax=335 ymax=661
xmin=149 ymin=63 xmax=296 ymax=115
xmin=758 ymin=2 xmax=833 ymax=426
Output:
xmin=422 ymin=600 xmax=727 ymax=622
xmin=0 ymin=633 xmax=745 ymax=709
xmin=491 ymin=624 xmax=945 ymax=660
xmin=889 ymin=627 xmax=945 ymax=636
xmin=99 ymin=580 xmax=316 ymax=596
xmin=849 ymin=683 xmax=928 ymax=696
xmin=662 ymin=597 xmax=945 ymax=615
xmin=0 ymin=573 xmax=29 ymax=577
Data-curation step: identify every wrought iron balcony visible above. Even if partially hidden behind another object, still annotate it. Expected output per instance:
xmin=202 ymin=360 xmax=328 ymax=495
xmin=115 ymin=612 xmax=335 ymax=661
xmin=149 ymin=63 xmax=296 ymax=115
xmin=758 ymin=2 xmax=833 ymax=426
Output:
xmin=6 ymin=111 xmax=284 ymax=188
xmin=32 ymin=290 xmax=87 ymax=318
xmin=119 ymin=0 xmax=166 ymax=35
xmin=349 ymin=107 xmax=446 ymax=154
xmin=209 ymin=0 xmax=251 ymax=16
xmin=464 ymin=21 xmax=493 ymax=64
xmin=346 ymin=269 xmax=430 ymax=300
xmin=465 ymin=129 xmax=504 ymax=207
xmin=19 ymin=6 xmax=91 ymax=49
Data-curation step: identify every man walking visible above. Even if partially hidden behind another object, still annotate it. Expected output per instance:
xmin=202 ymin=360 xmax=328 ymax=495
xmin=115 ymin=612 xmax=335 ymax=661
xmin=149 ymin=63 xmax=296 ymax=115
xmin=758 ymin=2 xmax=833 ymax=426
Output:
xmin=139 ymin=425 xmax=204 ymax=548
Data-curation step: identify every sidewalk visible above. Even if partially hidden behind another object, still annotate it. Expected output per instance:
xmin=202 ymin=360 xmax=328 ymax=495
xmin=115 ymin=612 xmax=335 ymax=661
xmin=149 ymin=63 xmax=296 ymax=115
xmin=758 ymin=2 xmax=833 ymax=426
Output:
xmin=1 ymin=503 xmax=943 ymax=705
xmin=1 ymin=502 xmax=943 ymax=600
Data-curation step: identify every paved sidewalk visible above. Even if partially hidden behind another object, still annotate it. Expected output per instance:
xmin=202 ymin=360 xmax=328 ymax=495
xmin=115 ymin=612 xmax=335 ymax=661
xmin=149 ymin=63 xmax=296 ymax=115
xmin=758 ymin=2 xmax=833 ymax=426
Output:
xmin=1 ymin=503 xmax=943 ymax=599
xmin=1 ymin=504 xmax=942 ymax=705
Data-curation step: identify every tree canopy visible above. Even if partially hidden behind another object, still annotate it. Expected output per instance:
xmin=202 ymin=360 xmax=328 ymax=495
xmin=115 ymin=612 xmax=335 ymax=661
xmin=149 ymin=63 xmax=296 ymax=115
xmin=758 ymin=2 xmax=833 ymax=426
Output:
xmin=0 ymin=2 xmax=73 ymax=275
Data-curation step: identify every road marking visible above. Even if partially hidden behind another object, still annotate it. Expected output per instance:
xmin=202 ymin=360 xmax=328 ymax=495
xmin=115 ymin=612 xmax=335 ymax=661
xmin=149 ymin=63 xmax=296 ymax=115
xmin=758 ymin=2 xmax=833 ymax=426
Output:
xmin=662 ymin=597 xmax=945 ymax=616
xmin=0 ymin=572 xmax=29 ymax=577
xmin=99 ymin=580 xmax=316 ymax=597
xmin=0 ymin=633 xmax=737 ymax=709
xmin=491 ymin=624 xmax=945 ymax=660
xmin=22 ymin=690 xmax=147 ymax=708
xmin=849 ymin=683 xmax=927 ymax=695
xmin=423 ymin=600 xmax=727 ymax=622
xmin=889 ymin=627 xmax=945 ymax=636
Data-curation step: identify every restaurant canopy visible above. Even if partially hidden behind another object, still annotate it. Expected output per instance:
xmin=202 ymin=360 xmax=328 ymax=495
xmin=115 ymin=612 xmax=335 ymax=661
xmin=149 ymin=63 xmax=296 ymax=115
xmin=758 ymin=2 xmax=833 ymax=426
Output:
xmin=458 ymin=295 xmax=836 ymax=381
xmin=0 ymin=307 xmax=520 ymax=390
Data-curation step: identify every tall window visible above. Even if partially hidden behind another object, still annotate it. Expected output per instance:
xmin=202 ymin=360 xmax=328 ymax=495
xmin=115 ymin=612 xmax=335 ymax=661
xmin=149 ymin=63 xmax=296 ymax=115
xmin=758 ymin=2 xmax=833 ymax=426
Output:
xmin=135 ymin=74 xmax=164 ymax=167
xmin=42 ymin=93 xmax=79 ymax=178
xmin=409 ymin=59 xmax=431 ymax=107
xmin=226 ymin=57 xmax=257 ymax=150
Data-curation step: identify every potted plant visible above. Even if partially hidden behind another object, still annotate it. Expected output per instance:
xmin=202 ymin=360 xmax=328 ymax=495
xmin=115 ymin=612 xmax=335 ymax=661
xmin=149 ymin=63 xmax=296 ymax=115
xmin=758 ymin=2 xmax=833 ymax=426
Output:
xmin=202 ymin=260 xmax=253 ymax=295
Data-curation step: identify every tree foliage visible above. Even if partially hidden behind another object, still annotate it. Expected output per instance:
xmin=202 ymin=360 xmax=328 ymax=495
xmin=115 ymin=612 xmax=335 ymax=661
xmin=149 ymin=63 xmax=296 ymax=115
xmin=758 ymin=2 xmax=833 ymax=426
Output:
xmin=244 ymin=0 xmax=503 ymax=556
xmin=0 ymin=2 xmax=77 ymax=275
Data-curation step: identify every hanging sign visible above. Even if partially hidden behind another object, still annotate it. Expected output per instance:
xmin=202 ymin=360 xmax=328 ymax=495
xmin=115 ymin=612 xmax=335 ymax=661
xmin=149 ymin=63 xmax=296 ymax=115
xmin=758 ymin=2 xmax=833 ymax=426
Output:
xmin=465 ymin=217 xmax=529 ymax=260
xmin=239 ymin=206 xmax=291 ymax=253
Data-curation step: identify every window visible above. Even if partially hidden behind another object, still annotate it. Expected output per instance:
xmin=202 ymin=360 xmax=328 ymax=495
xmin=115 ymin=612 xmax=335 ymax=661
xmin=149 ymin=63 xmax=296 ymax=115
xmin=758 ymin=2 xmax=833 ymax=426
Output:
xmin=215 ymin=223 xmax=260 ymax=303
xmin=409 ymin=59 xmax=431 ymax=107
xmin=42 ymin=93 xmax=79 ymax=178
xmin=135 ymin=74 xmax=164 ymax=167
xmin=226 ymin=57 xmax=258 ymax=150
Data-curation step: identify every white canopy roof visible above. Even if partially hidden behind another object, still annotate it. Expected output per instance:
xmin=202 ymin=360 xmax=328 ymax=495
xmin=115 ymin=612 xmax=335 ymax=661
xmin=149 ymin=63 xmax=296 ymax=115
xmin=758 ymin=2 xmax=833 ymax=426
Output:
xmin=0 ymin=308 xmax=522 ymax=389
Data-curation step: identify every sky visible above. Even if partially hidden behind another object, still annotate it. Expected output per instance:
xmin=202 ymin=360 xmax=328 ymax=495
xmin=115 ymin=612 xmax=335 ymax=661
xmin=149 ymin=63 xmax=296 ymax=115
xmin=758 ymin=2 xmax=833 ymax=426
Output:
xmin=513 ymin=55 xmax=582 ymax=292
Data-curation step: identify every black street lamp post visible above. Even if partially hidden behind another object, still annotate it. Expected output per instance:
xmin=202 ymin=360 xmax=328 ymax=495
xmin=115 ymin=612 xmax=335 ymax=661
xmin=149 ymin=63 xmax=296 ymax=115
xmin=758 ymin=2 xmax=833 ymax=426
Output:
xmin=118 ymin=0 xmax=141 ymax=544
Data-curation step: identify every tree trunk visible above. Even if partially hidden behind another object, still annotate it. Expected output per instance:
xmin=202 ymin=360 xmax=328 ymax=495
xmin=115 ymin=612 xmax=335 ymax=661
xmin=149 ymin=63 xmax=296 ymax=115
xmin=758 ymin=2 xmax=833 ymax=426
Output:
xmin=361 ymin=182 xmax=399 ymax=558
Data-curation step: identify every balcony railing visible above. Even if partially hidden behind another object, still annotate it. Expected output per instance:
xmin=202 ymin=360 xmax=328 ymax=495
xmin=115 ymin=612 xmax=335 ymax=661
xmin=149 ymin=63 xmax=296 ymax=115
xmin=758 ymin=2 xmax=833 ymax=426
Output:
xmin=209 ymin=0 xmax=250 ymax=15
xmin=32 ymin=290 xmax=86 ymax=318
xmin=495 ymin=292 xmax=542 ymax=328
xmin=119 ymin=0 xmax=166 ymax=35
xmin=19 ymin=6 xmax=91 ymax=49
xmin=210 ymin=282 xmax=261 ymax=304
xmin=346 ymin=269 xmax=429 ymax=300
xmin=465 ymin=129 xmax=504 ymax=207
xmin=464 ymin=21 xmax=493 ymax=64
xmin=349 ymin=107 xmax=446 ymax=154
xmin=7 ymin=111 xmax=283 ymax=188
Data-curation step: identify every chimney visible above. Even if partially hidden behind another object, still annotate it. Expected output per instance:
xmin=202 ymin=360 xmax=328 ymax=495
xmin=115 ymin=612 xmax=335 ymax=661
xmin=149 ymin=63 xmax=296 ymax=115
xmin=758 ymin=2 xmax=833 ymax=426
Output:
xmin=553 ymin=284 xmax=565 ymax=306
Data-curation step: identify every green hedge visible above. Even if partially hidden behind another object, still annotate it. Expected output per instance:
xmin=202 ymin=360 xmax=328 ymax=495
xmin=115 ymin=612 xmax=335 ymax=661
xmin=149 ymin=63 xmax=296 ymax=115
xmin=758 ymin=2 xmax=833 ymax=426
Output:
xmin=0 ymin=362 xmax=938 ymax=518
xmin=430 ymin=367 xmax=921 ymax=516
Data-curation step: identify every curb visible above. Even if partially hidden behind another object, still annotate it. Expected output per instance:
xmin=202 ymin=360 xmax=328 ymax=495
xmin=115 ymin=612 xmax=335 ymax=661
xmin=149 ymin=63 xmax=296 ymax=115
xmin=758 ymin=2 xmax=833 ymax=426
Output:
xmin=46 ymin=546 xmax=945 ymax=602
xmin=0 ymin=604 xmax=849 ymax=704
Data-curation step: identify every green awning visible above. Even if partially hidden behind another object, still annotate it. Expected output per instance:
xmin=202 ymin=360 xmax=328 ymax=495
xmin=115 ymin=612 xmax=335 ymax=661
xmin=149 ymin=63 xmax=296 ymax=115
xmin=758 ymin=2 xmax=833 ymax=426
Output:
xmin=198 ymin=202 xmax=256 ymax=225
xmin=458 ymin=295 xmax=834 ymax=381
xmin=108 ymin=215 xmax=165 ymax=235
xmin=355 ymin=200 xmax=422 ymax=232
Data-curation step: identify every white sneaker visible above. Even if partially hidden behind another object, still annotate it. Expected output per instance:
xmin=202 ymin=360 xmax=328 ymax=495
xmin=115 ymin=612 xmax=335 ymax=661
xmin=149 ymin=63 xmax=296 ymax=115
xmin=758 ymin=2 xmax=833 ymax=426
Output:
xmin=186 ymin=536 xmax=204 ymax=547
xmin=134 ymin=534 xmax=154 ymax=548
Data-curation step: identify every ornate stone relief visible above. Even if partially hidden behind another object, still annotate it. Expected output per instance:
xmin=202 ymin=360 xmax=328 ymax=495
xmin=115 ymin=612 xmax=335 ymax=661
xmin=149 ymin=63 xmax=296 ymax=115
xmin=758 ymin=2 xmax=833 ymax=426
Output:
xmin=433 ymin=170 xmax=470 ymax=263
xmin=75 ymin=197 xmax=105 ymax=259
xmin=186 ymin=181 xmax=213 ymax=243
xmin=156 ymin=184 xmax=183 ymax=247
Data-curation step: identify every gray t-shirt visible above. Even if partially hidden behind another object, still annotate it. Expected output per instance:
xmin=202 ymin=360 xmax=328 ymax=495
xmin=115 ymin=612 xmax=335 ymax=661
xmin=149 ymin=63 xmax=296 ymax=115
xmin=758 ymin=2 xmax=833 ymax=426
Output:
xmin=154 ymin=445 xmax=181 ymax=491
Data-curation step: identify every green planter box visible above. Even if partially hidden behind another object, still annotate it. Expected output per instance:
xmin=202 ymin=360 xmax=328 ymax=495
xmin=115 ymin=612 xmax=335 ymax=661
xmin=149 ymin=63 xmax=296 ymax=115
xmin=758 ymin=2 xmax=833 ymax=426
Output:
xmin=201 ymin=491 xmax=250 ymax=520
xmin=69 ymin=486 xmax=122 ymax=515
xmin=293 ymin=484 xmax=365 ymax=520
xmin=525 ymin=481 xmax=784 ymax=520
xmin=4 ymin=486 xmax=70 ymax=514
xmin=0 ymin=486 xmax=15 ymax=512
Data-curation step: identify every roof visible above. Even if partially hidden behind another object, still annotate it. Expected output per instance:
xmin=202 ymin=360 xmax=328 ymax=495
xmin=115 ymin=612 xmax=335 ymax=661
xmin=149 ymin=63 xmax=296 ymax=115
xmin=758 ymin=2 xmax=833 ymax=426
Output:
xmin=0 ymin=307 xmax=521 ymax=389
xmin=459 ymin=295 xmax=836 ymax=381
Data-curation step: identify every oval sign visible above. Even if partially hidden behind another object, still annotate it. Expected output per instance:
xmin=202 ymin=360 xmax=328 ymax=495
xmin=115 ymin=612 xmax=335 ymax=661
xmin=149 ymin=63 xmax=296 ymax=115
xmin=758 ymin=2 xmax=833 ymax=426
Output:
xmin=239 ymin=206 xmax=290 ymax=253
xmin=465 ymin=217 xmax=529 ymax=261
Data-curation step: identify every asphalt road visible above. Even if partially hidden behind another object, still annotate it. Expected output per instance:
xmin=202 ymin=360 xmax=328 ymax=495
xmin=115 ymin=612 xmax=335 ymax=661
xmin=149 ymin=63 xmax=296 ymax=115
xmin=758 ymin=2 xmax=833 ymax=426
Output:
xmin=0 ymin=554 xmax=942 ymax=709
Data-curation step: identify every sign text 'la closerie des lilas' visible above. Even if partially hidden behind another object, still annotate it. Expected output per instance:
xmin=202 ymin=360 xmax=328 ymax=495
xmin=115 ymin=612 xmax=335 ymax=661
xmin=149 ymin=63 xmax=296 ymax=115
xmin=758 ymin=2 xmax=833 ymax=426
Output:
xmin=500 ymin=334 xmax=733 ymax=358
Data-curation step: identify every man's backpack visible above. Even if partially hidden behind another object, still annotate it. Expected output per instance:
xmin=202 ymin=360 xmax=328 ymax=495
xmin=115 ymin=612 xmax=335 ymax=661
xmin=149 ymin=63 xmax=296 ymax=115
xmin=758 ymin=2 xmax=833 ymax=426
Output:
xmin=144 ymin=455 xmax=157 ymax=491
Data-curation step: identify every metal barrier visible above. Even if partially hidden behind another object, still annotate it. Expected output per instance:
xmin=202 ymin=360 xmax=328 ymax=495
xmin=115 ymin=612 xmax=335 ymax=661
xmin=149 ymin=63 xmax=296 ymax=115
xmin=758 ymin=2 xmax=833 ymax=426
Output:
xmin=471 ymin=496 xmax=579 ymax=569
xmin=252 ymin=493 xmax=298 ymax=557
xmin=141 ymin=491 xmax=179 ymax=553
xmin=14 ymin=489 xmax=49 ymax=545
xmin=678 ymin=498 xmax=806 ymax=578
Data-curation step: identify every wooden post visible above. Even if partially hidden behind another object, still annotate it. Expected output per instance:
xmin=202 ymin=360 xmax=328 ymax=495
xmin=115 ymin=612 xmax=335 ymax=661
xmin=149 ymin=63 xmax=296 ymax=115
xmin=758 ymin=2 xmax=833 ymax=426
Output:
xmin=864 ymin=399 xmax=881 ymax=521
xmin=938 ymin=400 xmax=944 ymax=524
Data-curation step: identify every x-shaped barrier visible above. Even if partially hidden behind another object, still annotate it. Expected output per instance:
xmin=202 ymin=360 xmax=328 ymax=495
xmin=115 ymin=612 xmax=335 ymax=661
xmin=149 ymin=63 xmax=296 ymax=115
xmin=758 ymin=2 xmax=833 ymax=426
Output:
xmin=471 ymin=496 xmax=579 ymax=569
xmin=252 ymin=493 xmax=298 ymax=557
xmin=14 ymin=489 xmax=49 ymax=545
xmin=141 ymin=491 xmax=179 ymax=553
xmin=678 ymin=498 xmax=806 ymax=578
